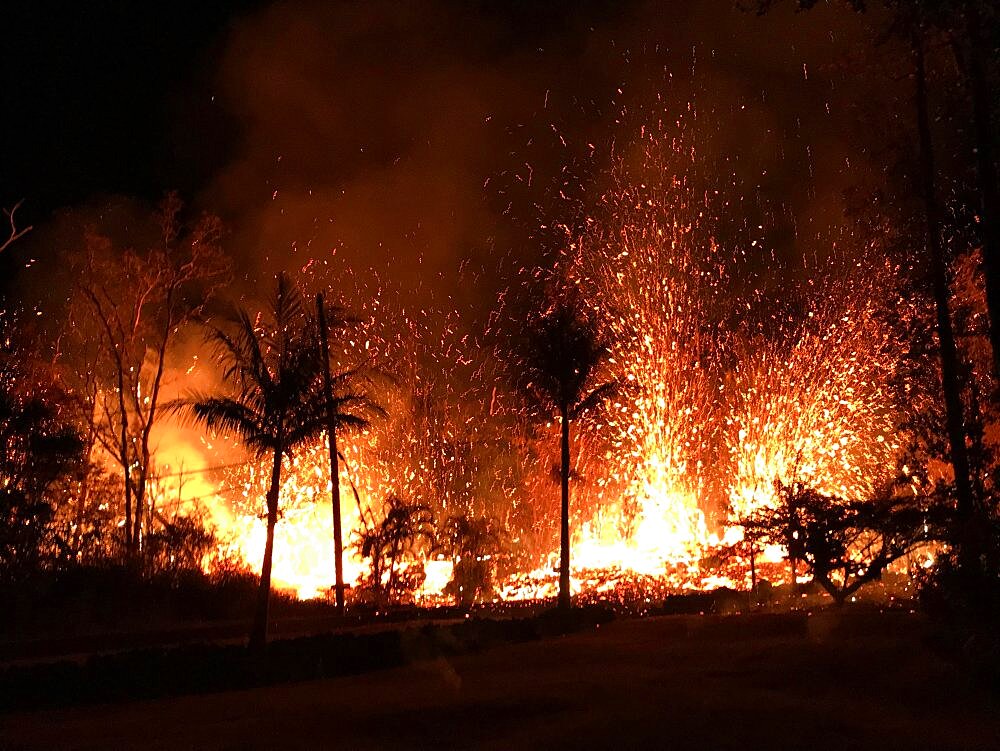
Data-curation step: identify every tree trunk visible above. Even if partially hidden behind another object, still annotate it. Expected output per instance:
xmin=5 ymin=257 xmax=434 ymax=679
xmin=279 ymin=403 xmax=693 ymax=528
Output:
xmin=558 ymin=405 xmax=571 ymax=611
xmin=830 ymin=587 xmax=847 ymax=608
xmin=964 ymin=1 xmax=1000 ymax=390
xmin=250 ymin=447 xmax=283 ymax=650
xmin=317 ymin=293 xmax=345 ymax=615
xmin=387 ymin=538 xmax=400 ymax=606
xmin=134 ymin=286 xmax=174 ymax=561
xmin=913 ymin=28 xmax=977 ymax=530
xmin=74 ymin=400 xmax=98 ymax=556
xmin=329 ymin=427 xmax=345 ymax=613
xmin=786 ymin=492 xmax=798 ymax=598
xmin=116 ymin=365 xmax=134 ymax=558
xmin=133 ymin=452 xmax=147 ymax=558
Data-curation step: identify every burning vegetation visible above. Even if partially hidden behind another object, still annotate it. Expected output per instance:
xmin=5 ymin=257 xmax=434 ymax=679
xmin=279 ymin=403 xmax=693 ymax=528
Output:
xmin=0 ymin=129 xmax=954 ymax=619
xmin=2 ymin=0 xmax=999 ymax=661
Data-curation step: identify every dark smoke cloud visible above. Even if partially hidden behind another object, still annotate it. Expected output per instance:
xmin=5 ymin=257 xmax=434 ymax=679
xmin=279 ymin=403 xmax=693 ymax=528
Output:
xmin=193 ymin=0 xmax=889 ymax=315
xmin=6 ymin=0 xmax=895 ymax=323
xmin=201 ymin=0 xmax=562 ymax=309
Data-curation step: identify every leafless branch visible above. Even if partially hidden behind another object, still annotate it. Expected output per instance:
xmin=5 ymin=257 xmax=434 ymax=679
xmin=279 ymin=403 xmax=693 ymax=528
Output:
xmin=0 ymin=200 xmax=32 ymax=254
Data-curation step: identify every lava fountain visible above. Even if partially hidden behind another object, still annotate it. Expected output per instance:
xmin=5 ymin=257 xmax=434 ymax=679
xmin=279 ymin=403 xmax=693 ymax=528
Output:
xmin=192 ymin=124 xmax=913 ymax=602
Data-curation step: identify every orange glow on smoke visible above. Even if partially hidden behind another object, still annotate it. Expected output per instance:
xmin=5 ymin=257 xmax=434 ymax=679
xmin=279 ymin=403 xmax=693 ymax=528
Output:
xmin=145 ymin=127 xmax=916 ymax=604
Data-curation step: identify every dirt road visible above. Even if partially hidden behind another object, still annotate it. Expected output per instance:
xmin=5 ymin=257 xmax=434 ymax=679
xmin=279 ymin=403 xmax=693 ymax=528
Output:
xmin=3 ymin=612 xmax=997 ymax=750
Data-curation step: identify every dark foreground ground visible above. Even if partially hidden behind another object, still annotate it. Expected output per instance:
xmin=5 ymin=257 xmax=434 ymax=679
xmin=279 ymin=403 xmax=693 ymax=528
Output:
xmin=2 ymin=611 xmax=998 ymax=750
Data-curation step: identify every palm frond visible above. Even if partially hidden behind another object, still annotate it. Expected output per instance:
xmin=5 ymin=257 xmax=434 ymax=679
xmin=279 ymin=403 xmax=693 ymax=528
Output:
xmin=571 ymin=379 xmax=620 ymax=420
xmin=519 ymin=293 xmax=611 ymax=415
xmin=188 ymin=396 xmax=272 ymax=454
xmin=270 ymin=272 xmax=306 ymax=339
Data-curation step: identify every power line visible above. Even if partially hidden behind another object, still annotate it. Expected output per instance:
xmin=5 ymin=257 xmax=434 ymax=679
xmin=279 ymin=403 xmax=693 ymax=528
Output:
xmin=153 ymin=461 xmax=249 ymax=479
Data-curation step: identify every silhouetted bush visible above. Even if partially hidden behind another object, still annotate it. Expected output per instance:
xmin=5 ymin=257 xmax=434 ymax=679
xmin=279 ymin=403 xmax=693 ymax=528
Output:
xmin=441 ymin=514 xmax=504 ymax=607
xmin=356 ymin=495 xmax=436 ymax=606
xmin=920 ymin=534 xmax=1000 ymax=689
xmin=0 ymin=564 xmax=305 ymax=638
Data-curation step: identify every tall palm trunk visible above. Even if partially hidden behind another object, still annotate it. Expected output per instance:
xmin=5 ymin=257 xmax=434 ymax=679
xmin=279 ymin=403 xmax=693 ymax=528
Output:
xmin=787 ymin=493 xmax=798 ymax=597
xmin=317 ymin=294 xmax=345 ymax=615
xmin=328 ymin=427 xmax=344 ymax=613
xmin=964 ymin=1 xmax=1000 ymax=389
xmin=558 ymin=405 xmax=571 ymax=610
xmin=913 ymin=29 xmax=976 ymax=530
xmin=387 ymin=538 xmax=400 ymax=606
xmin=251 ymin=446 xmax=283 ymax=649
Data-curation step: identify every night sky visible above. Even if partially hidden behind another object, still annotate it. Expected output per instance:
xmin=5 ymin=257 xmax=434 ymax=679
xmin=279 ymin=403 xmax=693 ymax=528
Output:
xmin=1 ymin=1 xmax=267 ymax=210
xmin=1 ymin=1 xmax=648 ymax=212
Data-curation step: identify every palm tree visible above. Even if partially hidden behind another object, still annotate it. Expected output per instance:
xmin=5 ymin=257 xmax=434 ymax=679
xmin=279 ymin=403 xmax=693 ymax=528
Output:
xmin=357 ymin=495 xmax=436 ymax=606
xmin=314 ymin=292 xmax=384 ymax=615
xmin=443 ymin=513 xmax=502 ymax=607
xmin=520 ymin=294 xmax=617 ymax=610
xmin=182 ymin=274 xmax=326 ymax=649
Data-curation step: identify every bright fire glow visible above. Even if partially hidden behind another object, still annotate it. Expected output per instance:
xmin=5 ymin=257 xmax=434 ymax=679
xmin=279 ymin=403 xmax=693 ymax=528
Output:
xmin=147 ymin=121 xmax=920 ymax=604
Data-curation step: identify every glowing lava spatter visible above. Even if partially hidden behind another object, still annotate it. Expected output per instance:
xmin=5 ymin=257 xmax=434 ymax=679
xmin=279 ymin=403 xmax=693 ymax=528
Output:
xmin=724 ymin=263 xmax=906 ymax=521
xmin=191 ymin=122 xmax=914 ymax=603
xmin=548 ymin=144 xmax=732 ymax=581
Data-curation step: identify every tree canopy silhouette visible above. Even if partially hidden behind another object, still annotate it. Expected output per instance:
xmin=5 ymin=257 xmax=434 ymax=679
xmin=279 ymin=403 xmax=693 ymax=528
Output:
xmin=179 ymin=273 xmax=327 ymax=648
xmin=519 ymin=292 xmax=617 ymax=610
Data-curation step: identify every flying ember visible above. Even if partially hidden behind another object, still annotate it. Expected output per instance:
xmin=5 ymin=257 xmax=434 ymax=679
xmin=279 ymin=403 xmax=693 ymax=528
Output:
xmin=185 ymin=124 xmax=912 ymax=603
